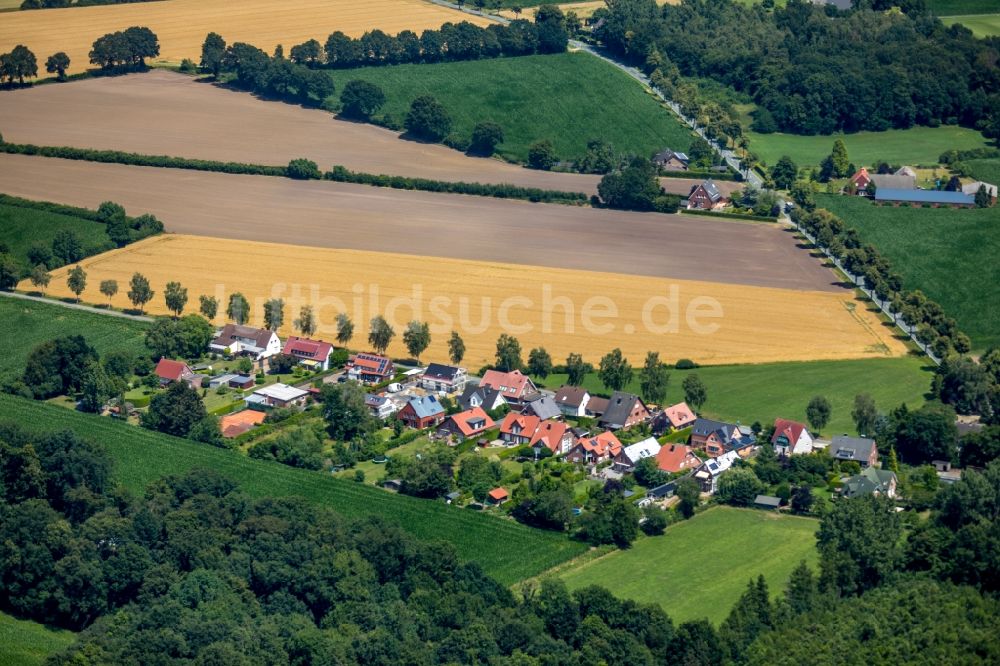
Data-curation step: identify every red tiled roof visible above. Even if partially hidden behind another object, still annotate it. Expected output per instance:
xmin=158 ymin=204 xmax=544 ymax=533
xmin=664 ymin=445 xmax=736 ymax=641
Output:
xmin=656 ymin=444 xmax=700 ymax=473
xmin=500 ymin=412 xmax=541 ymax=437
xmin=445 ymin=407 xmax=494 ymax=438
xmin=772 ymin=418 xmax=808 ymax=445
xmin=350 ymin=353 xmax=393 ymax=376
xmin=480 ymin=369 xmax=536 ymax=399
xmin=851 ymin=167 xmax=869 ymax=185
xmin=576 ymin=430 xmax=622 ymax=458
xmin=282 ymin=336 xmax=333 ymax=361
xmin=663 ymin=402 xmax=697 ymax=428
xmin=530 ymin=419 xmax=570 ymax=453
xmin=488 ymin=487 xmax=508 ymax=501
xmin=155 ymin=358 xmax=190 ymax=382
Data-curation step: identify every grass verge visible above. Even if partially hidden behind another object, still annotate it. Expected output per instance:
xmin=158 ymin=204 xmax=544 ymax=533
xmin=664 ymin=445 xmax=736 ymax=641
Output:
xmin=0 ymin=611 xmax=75 ymax=666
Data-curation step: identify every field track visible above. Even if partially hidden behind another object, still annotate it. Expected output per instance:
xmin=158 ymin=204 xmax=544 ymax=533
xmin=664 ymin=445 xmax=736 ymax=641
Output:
xmin=0 ymin=0 xmax=486 ymax=75
xmin=0 ymin=71 xmax=603 ymax=194
xmin=31 ymin=235 xmax=907 ymax=366
xmin=0 ymin=153 xmax=838 ymax=292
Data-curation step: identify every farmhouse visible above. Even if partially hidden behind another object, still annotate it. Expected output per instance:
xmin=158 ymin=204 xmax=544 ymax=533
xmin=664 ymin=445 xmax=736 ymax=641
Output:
xmin=479 ymin=369 xmax=539 ymax=405
xmin=346 ymin=353 xmax=395 ymax=384
xmin=653 ymin=148 xmax=690 ymax=171
xmin=438 ymin=406 xmax=494 ymax=442
xmin=652 ymin=402 xmax=697 ymax=434
xmin=420 ymin=363 xmax=468 ymax=394
xmin=598 ymin=392 xmax=650 ymax=430
xmin=219 ymin=409 xmax=266 ymax=438
xmin=613 ymin=437 xmax=661 ymax=472
xmin=210 ymin=324 xmax=282 ymax=360
xmin=840 ymin=467 xmax=898 ymax=499
xmin=690 ymin=418 xmax=755 ymax=457
xmin=962 ymin=181 xmax=997 ymax=203
xmin=245 ymin=383 xmax=310 ymax=409
xmin=656 ymin=444 xmax=701 ymax=474
xmin=831 ymin=435 xmax=879 ymax=468
xmin=693 ymin=450 xmax=739 ymax=494
xmin=398 ymin=395 xmax=446 ymax=429
xmin=154 ymin=358 xmax=202 ymax=388
xmin=554 ymin=385 xmax=591 ymax=417
xmin=457 ymin=384 xmax=507 ymax=412
xmin=771 ymin=418 xmax=814 ymax=457
xmin=565 ymin=431 xmax=623 ymax=464
xmin=686 ymin=180 xmax=727 ymax=210
xmin=281 ymin=336 xmax=334 ymax=371
xmin=874 ymin=189 xmax=975 ymax=208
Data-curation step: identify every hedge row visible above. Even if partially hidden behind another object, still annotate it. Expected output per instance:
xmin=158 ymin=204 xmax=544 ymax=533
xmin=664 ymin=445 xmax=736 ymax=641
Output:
xmin=680 ymin=208 xmax=777 ymax=222
xmin=0 ymin=193 xmax=103 ymax=221
xmin=659 ymin=169 xmax=741 ymax=182
xmin=324 ymin=166 xmax=588 ymax=204
xmin=0 ymin=142 xmax=286 ymax=176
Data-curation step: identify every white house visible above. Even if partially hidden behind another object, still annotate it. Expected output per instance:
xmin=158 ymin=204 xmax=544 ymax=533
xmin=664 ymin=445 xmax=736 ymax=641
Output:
xmin=210 ymin=324 xmax=282 ymax=360
xmin=244 ymin=383 xmax=310 ymax=409
xmin=771 ymin=418 xmax=814 ymax=457
xmin=694 ymin=450 xmax=739 ymax=494
xmin=612 ymin=437 xmax=662 ymax=472
xmin=554 ymin=386 xmax=591 ymax=417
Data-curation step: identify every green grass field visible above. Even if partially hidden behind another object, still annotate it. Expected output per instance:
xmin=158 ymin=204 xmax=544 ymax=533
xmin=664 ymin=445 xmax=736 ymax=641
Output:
xmin=927 ymin=0 xmax=998 ymax=15
xmin=943 ymin=14 xmax=1000 ymax=37
xmin=747 ymin=125 xmax=990 ymax=169
xmin=967 ymin=158 xmax=1000 ymax=185
xmin=817 ymin=194 xmax=1000 ymax=351
xmin=0 ymin=611 xmax=75 ymax=666
xmin=534 ymin=356 xmax=931 ymax=436
xmin=560 ymin=506 xmax=819 ymax=624
xmin=0 ymin=394 xmax=586 ymax=585
xmin=329 ymin=52 xmax=694 ymax=163
xmin=0 ymin=297 xmax=150 ymax=384
xmin=0 ymin=202 xmax=112 ymax=271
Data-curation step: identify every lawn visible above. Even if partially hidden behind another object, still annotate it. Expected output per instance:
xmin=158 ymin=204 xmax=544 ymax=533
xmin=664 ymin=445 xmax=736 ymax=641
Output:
xmin=817 ymin=193 xmax=1000 ymax=351
xmin=559 ymin=506 xmax=819 ymax=624
xmin=747 ymin=125 xmax=990 ymax=169
xmin=0 ymin=394 xmax=586 ymax=585
xmin=0 ymin=202 xmax=112 ymax=271
xmin=0 ymin=611 xmax=75 ymax=666
xmin=0 ymin=297 xmax=150 ymax=384
xmin=942 ymin=14 xmax=1000 ymax=37
xmin=328 ymin=52 xmax=694 ymax=163
xmin=967 ymin=158 xmax=1000 ymax=185
xmin=534 ymin=356 xmax=932 ymax=436
xmin=927 ymin=0 xmax=998 ymax=15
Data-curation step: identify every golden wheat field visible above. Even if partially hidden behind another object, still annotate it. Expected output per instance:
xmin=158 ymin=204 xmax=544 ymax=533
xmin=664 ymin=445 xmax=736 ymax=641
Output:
xmin=0 ymin=0 xmax=487 ymax=76
xmin=28 ymin=235 xmax=908 ymax=367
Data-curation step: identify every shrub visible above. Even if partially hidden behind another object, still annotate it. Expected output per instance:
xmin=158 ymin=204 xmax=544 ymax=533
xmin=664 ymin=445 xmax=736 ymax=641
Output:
xmin=287 ymin=158 xmax=321 ymax=180
xmin=404 ymin=95 xmax=452 ymax=142
xmin=675 ymin=358 xmax=698 ymax=369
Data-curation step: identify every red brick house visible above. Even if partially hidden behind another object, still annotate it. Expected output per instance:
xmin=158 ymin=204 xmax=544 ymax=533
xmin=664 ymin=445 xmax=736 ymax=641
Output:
xmin=565 ymin=431 xmax=623 ymax=464
xmin=656 ymin=444 xmax=701 ymax=474
xmin=686 ymin=180 xmax=726 ymax=210
xmin=850 ymin=167 xmax=871 ymax=192
xmin=598 ymin=392 xmax=651 ymax=431
xmin=155 ymin=358 xmax=202 ymax=388
xmin=397 ymin=395 xmax=445 ymax=429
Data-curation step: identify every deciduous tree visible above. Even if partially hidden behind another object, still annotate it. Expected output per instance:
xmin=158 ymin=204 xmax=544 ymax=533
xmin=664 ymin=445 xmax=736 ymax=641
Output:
xmin=598 ymin=348 xmax=633 ymax=392
xmin=127 ymin=272 xmax=153 ymax=314
xmin=163 ymin=281 xmax=187 ymax=318
xmin=402 ymin=320 xmax=431 ymax=361
xmin=448 ymin=330 xmax=465 ymax=365
xmin=67 ymin=265 xmax=87 ymax=302
xmin=368 ymin=315 xmax=394 ymax=354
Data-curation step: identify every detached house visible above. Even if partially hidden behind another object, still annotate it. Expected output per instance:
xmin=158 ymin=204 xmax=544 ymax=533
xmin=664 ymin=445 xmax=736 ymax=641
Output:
xmin=347 ymin=353 xmax=394 ymax=384
xmin=398 ymin=395 xmax=446 ymax=429
xmin=690 ymin=418 xmax=755 ymax=458
xmin=565 ymin=431 xmax=623 ymax=465
xmin=210 ymin=324 xmax=282 ymax=360
xmin=245 ymin=383 xmax=310 ymax=409
xmin=840 ymin=467 xmax=897 ymax=499
xmin=530 ymin=420 xmax=574 ymax=455
xmin=500 ymin=413 xmax=540 ymax=446
xmin=693 ymin=450 xmax=739 ymax=494
xmin=686 ymin=180 xmax=727 ymax=210
xmin=438 ymin=406 xmax=494 ymax=442
xmin=652 ymin=402 xmax=697 ymax=434
xmin=479 ymin=369 xmax=539 ymax=406
xmin=365 ymin=393 xmax=399 ymax=420
xmin=420 ymin=363 xmax=468 ymax=394
xmin=656 ymin=444 xmax=701 ymax=474
xmin=554 ymin=386 xmax=590 ymax=417
xmin=154 ymin=358 xmax=202 ymax=389
xmin=598 ymin=392 xmax=650 ymax=431
xmin=831 ymin=435 xmax=879 ymax=468
xmin=281 ymin=336 xmax=334 ymax=371
xmin=771 ymin=418 xmax=815 ymax=457
xmin=653 ymin=148 xmax=690 ymax=171
xmin=613 ymin=437 xmax=661 ymax=472
xmin=457 ymin=384 xmax=507 ymax=412
xmin=520 ymin=394 xmax=561 ymax=421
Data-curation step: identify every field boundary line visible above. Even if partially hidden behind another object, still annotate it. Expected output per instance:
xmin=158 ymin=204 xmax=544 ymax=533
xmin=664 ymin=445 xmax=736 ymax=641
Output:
xmin=0 ymin=290 xmax=154 ymax=322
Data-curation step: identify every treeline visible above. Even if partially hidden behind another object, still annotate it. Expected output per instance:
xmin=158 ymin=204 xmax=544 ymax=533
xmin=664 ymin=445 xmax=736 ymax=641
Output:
xmin=2 ymin=419 xmax=1000 ymax=663
xmin=794 ymin=207 xmax=971 ymax=358
xmin=594 ymin=0 xmax=1000 ymax=139
xmin=88 ymin=26 xmax=159 ymax=71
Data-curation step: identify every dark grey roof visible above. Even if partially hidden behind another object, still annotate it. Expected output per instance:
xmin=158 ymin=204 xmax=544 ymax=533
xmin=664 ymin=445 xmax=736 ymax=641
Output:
xmin=653 ymin=149 xmax=689 ymax=164
xmin=841 ymin=468 xmax=896 ymax=498
xmin=598 ymin=392 xmax=645 ymax=427
xmin=699 ymin=180 xmax=723 ymax=202
xmin=458 ymin=384 xmax=505 ymax=411
xmin=870 ymin=174 xmax=916 ymax=190
xmin=554 ymin=385 xmax=589 ymax=408
xmin=647 ymin=481 xmax=678 ymax=499
xmin=754 ymin=494 xmax=782 ymax=508
xmin=874 ymin=188 xmax=975 ymax=205
xmin=831 ymin=435 xmax=877 ymax=462
xmin=423 ymin=363 xmax=462 ymax=382
xmin=692 ymin=417 xmax=732 ymax=437
xmin=522 ymin=395 xmax=561 ymax=421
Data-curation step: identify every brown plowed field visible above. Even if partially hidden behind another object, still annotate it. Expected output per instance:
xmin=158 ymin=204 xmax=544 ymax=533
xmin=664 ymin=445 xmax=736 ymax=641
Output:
xmin=0 ymin=0 xmax=487 ymax=75
xmin=0 ymin=153 xmax=838 ymax=292
xmin=0 ymin=71 xmax=602 ymax=194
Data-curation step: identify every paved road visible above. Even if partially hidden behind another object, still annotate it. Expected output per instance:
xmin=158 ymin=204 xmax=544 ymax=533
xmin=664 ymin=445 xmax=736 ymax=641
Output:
xmin=0 ymin=290 xmax=155 ymax=322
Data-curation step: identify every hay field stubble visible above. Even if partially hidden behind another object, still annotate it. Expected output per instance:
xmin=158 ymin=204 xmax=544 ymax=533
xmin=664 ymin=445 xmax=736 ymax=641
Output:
xmin=32 ymin=235 xmax=908 ymax=367
xmin=0 ymin=0 xmax=487 ymax=76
